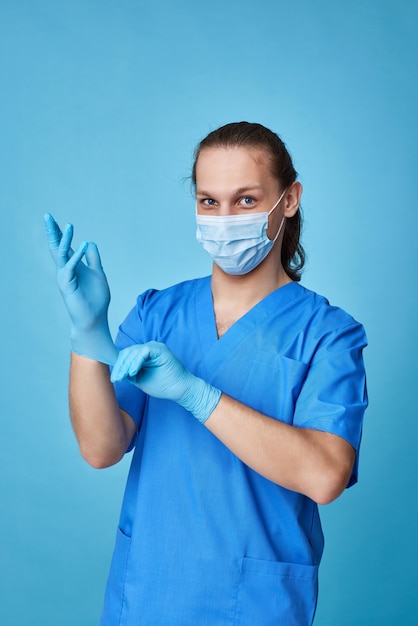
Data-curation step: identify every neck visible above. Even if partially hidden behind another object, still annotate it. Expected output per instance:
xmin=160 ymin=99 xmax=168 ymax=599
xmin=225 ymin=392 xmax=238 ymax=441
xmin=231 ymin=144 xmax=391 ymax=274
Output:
xmin=211 ymin=254 xmax=292 ymax=311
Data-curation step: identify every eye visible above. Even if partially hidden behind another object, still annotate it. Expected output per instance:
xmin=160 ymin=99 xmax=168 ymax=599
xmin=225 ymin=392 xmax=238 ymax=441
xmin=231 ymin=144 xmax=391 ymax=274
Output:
xmin=239 ymin=196 xmax=256 ymax=207
xmin=202 ymin=198 xmax=217 ymax=207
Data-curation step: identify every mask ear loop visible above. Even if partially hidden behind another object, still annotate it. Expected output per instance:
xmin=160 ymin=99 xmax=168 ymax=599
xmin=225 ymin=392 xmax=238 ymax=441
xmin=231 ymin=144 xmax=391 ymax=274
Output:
xmin=272 ymin=216 xmax=285 ymax=242
xmin=268 ymin=188 xmax=288 ymax=242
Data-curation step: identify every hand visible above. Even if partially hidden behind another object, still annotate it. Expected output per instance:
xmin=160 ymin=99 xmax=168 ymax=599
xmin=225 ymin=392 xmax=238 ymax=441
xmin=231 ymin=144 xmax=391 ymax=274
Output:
xmin=111 ymin=342 xmax=221 ymax=424
xmin=44 ymin=213 xmax=118 ymax=365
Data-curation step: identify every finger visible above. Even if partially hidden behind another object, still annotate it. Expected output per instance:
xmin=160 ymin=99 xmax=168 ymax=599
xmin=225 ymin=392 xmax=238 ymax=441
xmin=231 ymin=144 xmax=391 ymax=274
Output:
xmin=120 ymin=347 xmax=147 ymax=380
xmin=110 ymin=348 xmax=133 ymax=383
xmin=111 ymin=346 xmax=146 ymax=383
xmin=62 ymin=241 xmax=88 ymax=278
xmin=84 ymin=242 xmax=104 ymax=272
xmin=56 ymin=223 xmax=74 ymax=269
xmin=128 ymin=352 xmax=148 ymax=378
xmin=44 ymin=213 xmax=63 ymax=256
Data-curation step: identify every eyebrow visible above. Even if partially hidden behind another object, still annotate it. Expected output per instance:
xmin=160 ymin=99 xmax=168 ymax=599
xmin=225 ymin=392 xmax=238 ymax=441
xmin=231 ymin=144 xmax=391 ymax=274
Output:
xmin=196 ymin=185 xmax=264 ymax=197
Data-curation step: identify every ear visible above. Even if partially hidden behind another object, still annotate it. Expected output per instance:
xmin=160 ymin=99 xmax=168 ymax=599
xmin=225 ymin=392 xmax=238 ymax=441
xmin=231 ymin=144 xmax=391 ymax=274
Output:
xmin=283 ymin=182 xmax=302 ymax=218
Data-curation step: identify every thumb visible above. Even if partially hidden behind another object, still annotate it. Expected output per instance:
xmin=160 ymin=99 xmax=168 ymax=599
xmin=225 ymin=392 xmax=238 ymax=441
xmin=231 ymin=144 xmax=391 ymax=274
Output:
xmin=84 ymin=242 xmax=104 ymax=272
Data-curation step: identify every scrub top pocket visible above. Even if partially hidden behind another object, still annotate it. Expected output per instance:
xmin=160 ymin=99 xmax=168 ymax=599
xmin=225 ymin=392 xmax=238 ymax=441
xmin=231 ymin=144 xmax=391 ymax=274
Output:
xmin=101 ymin=527 xmax=132 ymax=626
xmin=233 ymin=557 xmax=318 ymax=626
xmin=243 ymin=352 xmax=308 ymax=420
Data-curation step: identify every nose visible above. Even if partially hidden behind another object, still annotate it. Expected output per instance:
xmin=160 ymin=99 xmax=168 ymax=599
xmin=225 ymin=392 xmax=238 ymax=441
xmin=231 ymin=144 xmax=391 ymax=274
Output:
xmin=196 ymin=201 xmax=237 ymax=216
xmin=217 ymin=202 xmax=237 ymax=216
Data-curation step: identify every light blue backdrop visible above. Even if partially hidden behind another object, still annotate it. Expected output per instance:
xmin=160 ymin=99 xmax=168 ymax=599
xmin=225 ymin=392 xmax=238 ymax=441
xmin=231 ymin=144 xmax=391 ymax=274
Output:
xmin=1 ymin=1 xmax=417 ymax=624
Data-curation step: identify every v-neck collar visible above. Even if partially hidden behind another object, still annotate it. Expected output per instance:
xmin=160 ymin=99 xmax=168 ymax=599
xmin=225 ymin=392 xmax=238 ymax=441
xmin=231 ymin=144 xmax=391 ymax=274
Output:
xmin=193 ymin=276 xmax=302 ymax=378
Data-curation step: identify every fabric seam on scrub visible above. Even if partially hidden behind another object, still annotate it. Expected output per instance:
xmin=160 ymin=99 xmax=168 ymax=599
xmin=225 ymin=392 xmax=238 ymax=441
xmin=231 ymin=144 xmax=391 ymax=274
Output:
xmin=117 ymin=528 xmax=132 ymax=625
xmin=308 ymin=321 xmax=367 ymax=366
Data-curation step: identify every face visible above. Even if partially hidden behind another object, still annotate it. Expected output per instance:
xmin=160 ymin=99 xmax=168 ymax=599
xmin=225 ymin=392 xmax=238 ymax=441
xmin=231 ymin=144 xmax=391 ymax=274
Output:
xmin=195 ymin=146 xmax=293 ymax=239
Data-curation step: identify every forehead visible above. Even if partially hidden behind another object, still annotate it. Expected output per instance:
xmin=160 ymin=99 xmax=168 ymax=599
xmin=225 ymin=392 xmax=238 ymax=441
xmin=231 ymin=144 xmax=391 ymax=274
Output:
xmin=195 ymin=146 xmax=276 ymax=190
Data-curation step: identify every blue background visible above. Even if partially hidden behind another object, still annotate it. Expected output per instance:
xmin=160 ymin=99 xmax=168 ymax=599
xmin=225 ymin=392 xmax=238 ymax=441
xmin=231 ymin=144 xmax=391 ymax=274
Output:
xmin=1 ymin=1 xmax=417 ymax=624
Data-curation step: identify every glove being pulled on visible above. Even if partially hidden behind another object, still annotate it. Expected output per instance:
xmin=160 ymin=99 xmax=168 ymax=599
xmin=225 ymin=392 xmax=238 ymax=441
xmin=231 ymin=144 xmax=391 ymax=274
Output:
xmin=44 ymin=213 xmax=118 ymax=365
xmin=111 ymin=341 xmax=221 ymax=424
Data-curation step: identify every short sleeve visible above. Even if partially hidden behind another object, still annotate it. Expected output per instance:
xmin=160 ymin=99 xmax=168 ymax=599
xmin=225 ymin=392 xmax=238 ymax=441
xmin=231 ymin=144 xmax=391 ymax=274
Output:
xmin=113 ymin=296 xmax=148 ymax=451
xmin=293 ymin=321 xmax=368 ymax=487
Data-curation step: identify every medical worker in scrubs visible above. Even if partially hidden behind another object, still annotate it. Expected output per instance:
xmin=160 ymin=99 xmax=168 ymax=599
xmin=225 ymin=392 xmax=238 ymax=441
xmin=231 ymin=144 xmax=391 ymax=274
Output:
xmin=45 ymin=121 xmax=367 ymax=626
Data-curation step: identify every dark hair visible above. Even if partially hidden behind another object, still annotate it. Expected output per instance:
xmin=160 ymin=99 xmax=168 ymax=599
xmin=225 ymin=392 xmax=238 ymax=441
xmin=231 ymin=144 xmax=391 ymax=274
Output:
xmin=192 ymin=121 xmax=305 ymax=281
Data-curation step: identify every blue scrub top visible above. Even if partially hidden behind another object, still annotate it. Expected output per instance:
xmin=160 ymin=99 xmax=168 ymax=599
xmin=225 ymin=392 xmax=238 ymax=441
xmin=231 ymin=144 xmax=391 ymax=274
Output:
xmin=101 ymin=278 xmax=368 ymax=626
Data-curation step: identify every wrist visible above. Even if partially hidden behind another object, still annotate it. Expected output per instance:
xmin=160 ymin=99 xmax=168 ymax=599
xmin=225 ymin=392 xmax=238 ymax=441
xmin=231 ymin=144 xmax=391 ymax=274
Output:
xmin=179 ymin=375 xmax=222 ymax=424
xmin=70 ymin=324 xmax=118 ymax=366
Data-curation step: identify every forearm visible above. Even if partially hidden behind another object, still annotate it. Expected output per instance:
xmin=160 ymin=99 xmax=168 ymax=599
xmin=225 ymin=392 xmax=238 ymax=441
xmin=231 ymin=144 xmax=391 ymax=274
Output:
xmin=109 ymin=341 xmax=355 ymax=502
xmin=204 ymin=394 xmax=355 ymax=505
xmin=69 ymin=353 xmax=135 ymax=468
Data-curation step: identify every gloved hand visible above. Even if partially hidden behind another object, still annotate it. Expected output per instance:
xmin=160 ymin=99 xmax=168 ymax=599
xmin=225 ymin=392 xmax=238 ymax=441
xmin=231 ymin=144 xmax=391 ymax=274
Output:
xmin=44 ymin=213 xmax=118 ymax=365
xmin=111 ymin=341 xmax=221 ymax=424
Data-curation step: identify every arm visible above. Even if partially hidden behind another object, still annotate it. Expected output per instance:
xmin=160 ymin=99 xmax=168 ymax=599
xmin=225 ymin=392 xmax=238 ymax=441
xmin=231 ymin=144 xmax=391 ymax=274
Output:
xmin=69 ymin=354 xmax=136 ymax=468
xmin=204 ymin=395 xmax=355 ymax=505
xmin=44 ymin=214 xmax=135 ymax=468
xmin=111 ymin=342 xmax=356 ymax=505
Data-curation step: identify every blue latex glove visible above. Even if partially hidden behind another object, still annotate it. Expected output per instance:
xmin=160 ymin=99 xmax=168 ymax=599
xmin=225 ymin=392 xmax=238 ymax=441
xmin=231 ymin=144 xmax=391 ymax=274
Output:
xmin=44 ymin=213 xmax=118 ymax=365
xmin=111 ymin=341 xmax=221 ymax=424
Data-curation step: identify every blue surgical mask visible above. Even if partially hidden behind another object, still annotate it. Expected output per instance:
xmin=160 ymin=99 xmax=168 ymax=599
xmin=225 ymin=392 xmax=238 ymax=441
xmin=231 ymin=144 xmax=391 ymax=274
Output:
xmin=196 ymin=189 xmax=286 ymax=275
